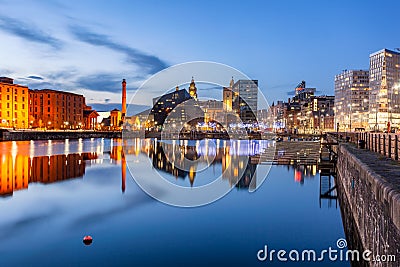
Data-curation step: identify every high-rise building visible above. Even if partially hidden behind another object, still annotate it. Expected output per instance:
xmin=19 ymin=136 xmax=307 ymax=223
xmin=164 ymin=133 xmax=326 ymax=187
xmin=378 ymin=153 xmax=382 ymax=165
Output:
xmin=232 ymin=79 xmax=258 ymax=123
xmin=29 ymin=89 xmax=85 ymax=129
xmin=369 ymin=49 xmax=400 ymax=131
xmin=334 ymin=70 xmax=369 ymax=131
xmin=0 ymin=77 xmax=29 ymax=129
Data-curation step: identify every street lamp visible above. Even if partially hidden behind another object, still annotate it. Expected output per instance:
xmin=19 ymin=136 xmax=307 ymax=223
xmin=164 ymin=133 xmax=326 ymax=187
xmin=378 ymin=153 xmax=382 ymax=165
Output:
xmin=362 ymin=98 xmax=368 ymax=129
xmin=371 ymin=108 xmax=378 ymax=131
xmin=391 ymin=83 xmax=400 ymax=130
xmin=347 ymin=103 xmax=356 ymax=132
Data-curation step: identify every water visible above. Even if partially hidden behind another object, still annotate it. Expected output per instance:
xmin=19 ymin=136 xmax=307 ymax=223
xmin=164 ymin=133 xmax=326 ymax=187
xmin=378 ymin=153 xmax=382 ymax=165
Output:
xmin=0 ymin=139 xmax=348 ymax=267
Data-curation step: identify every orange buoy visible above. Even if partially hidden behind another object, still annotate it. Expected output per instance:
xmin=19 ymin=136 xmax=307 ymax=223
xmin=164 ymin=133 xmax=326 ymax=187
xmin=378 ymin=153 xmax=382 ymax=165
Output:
xmin=83 ymin=235 xmax=93 ymax=245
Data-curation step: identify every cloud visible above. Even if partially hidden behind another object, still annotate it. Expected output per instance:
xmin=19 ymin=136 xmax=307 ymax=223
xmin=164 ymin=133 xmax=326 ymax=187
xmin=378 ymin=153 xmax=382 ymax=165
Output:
xmin=27 ymin=75 xmax=44 ymax=80
xmin=69 ymin=25 xmax=168 ymax=74
xmin=14 ymin=69 xmax=142 ymax=95
xmin=76 ymin=73 xmax=128 ymax=93
xmin=0 ymin=15 xmax=62 ymax=49
xmin=90 ymin=103 xmax=150 ymax=113
xmin=0 ymin=210 xmax=59 ymax=240
xmin=70 ymin=192 xmax=154 ymax=229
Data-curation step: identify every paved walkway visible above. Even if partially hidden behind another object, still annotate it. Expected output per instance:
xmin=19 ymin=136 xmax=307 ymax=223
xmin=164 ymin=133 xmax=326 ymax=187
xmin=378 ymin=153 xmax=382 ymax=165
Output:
xmin=344 ymin=143 xmax=400 ymax=192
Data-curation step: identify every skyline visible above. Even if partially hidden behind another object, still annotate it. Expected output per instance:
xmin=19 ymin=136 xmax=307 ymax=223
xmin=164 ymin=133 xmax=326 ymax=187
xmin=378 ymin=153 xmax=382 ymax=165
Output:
xmin=1 ymin=0 xmax=400 ymax=106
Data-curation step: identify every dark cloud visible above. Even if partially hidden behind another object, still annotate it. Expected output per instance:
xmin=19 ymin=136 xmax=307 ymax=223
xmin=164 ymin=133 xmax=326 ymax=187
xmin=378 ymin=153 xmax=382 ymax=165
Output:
xmin=76 ymin=73 xmax=126 ymax=92
xmin=90 ymin=103 xmax=150 ymax=113
xmin=75 ymin=73 xmax=141 ymax=93
xmin=0 ymin=15 xmax=62 ymax=49
xmin=69 ymin=25 xmax=168 ymax=73
xmin=24 ymin=81 xmax=61 ymax=90
xmin=12 ymin=68 xmax=144 ymax=95
xmin=198 ymin=86 xmax=223 ymax=91
xmin=0 ymin=210 xmax=59 ymax=240
xmin=286 ymin=89 xmax=321 ymax=96
xmin=70 ymin=192 xmax=155 ymax=229
xmin=46 ymin=69 xmax=78 ymax=80
xmin=27 ymin=75 xmax=44 ymax=80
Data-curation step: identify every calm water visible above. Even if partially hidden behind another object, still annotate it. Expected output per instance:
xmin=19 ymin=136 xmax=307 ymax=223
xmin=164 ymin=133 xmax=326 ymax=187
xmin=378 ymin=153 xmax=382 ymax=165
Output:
xmin=0 ymin=138 xmax=348 ymax=267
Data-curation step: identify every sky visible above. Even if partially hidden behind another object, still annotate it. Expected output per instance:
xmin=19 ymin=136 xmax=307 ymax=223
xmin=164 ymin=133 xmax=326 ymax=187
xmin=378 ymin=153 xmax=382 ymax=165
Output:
xmin=0 ymin=0 xmax=400 ymax=108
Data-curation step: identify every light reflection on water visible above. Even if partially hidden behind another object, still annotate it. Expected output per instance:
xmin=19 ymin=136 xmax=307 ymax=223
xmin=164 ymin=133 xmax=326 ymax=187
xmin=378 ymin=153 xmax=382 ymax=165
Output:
xmin=0 ymin=138 xmax=347 ymax=267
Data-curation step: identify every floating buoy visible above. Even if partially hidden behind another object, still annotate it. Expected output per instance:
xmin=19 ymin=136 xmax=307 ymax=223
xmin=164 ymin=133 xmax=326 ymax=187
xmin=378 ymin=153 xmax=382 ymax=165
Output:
xmin=83 ymin=235 xmax=93 ymax=245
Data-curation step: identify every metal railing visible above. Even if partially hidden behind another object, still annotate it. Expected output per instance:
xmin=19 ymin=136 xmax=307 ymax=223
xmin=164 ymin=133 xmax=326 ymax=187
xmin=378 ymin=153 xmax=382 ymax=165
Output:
xmin=330 ymin=132 xmax=400 ymax=161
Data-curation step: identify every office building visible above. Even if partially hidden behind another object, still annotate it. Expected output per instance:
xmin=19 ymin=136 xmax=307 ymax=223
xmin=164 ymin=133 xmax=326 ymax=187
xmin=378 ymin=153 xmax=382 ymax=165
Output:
xmin=232 ymin=79 xmax=258 ymax=123
xmin=368 ymin=49 xmax=400 ymax=131
xmin=334 ymin=70 xmax=369 ymax=131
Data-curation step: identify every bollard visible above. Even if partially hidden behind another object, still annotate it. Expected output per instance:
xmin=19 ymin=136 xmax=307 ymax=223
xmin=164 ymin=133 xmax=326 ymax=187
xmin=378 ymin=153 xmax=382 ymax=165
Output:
xmin=358 ymin=139 xmax=366 ymax=149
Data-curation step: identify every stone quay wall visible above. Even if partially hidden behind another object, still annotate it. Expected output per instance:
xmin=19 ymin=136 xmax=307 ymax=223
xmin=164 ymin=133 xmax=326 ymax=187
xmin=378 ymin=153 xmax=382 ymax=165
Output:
xmin=337 ymin=144 xmax=400 ymax=266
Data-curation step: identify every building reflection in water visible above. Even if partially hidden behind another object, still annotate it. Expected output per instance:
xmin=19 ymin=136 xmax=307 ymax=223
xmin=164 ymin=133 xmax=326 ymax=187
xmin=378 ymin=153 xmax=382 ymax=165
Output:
xmin=0 ymin=139 xmax=128 ymax=197
xmin=1 ymin=138 xmax=319 ymax=197
xmin=291 ymin=164 xmax=317 ymax=184
xmin=108 ymin=139 xmax=127 ymax=193
xmin=0 ymin=152 xmax=96 ymax=197
xmin=124 ymin=139 xmax=273 ymax=190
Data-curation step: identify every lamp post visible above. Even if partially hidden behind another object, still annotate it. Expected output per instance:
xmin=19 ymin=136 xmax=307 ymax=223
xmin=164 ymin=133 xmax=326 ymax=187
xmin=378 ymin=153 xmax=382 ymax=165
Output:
xmin=371 ymin=108 xmax=378 ymax=131
xmin=347 ymin=103 xmax=352 ymax=132
xmin=392 ymin=84 xmax=400 ymax=130
xmin=362 ymin=98 xmax=368 ymax=130
xmin=347 ymin=103 xmax=356 ymax=132
xmin=321 ymin=114 xmax=324 ymax=133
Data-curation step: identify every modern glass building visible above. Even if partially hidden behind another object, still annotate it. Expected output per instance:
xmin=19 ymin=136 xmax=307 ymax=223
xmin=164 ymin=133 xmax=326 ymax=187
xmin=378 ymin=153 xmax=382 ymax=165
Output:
xmin=232 ymin=79 xmax=258 ymax=123
xmin=334 ymin=70 xmax=369 ymax=131
xmin=368 ymin=49 xmax=400 ymax=131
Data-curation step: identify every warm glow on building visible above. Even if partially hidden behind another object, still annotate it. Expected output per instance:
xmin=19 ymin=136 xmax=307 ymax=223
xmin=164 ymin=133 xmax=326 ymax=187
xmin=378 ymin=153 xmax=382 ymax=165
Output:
xmin=0 ymin=151 xmax=89 ymax=197
xmin=223 ymin=87 xmax=233 ymax=112
xmin=189 ymin=77 xmax=198 ymax=100
xmin=0 ymin=77 xmax=29 ymax=129
xmin=110 ymin=108 xmax=122 ymax=130
xmin=29 ymin=89 xmax=85 ymax=129
xmin=0 ymin=154 xmax=29 ymax=196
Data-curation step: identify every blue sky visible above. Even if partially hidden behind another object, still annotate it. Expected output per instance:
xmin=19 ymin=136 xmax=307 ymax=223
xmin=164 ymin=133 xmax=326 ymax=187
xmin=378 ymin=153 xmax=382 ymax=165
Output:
xmin=0 ymin=0 xmax=399 ymax=106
